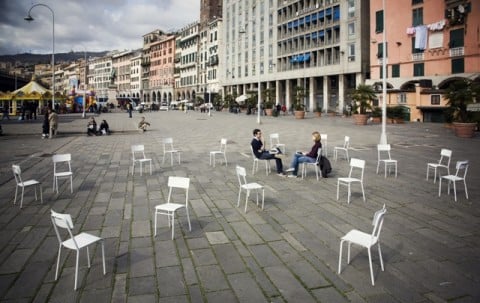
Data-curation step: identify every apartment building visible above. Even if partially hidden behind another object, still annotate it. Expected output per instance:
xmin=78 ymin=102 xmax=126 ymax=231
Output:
xmin=141 ymin=29 xmax=165 ymax=103
xmin=367 ymin=0 xmax=479 ymax=122
xmin=222 ymin=0 xmax=370 ymax=113
xmin=149 ymin=34 xmax=176 ymax=104
xmin=87 ymin=55 xmax=113 ymax=103
xmin=176 ymin=22 xmax=200 ymax=101
xmin=130 ymin=51 xmax=142 ymax=100
xmin=112 ymin=50 xmax=134 ymax=100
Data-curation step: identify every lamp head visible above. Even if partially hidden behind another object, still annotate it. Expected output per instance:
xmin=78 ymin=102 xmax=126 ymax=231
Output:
xmin=24 ymin=15 xmax=34 ymax=22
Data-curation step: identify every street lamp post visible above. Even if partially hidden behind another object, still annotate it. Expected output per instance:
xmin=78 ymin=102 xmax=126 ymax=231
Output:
xmin=240 ymin=24 xmax=261 ymax=125
xmin=380 ymin=0 xmax=388 ymax=145
xmin=80 ymin=47 xmax=87 ymax=118
xmin=25 ymin=3 xmax=55 ymax=110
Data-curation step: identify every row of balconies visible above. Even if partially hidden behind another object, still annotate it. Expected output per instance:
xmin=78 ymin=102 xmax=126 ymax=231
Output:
xmin=277 ymin=20 xmax=340 ymax=39
xmin=277 ymin=38 xmax=340 ymax=55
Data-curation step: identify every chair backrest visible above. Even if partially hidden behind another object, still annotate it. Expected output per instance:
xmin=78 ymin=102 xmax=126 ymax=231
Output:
xmin=219 ymin=138 xmax=227 ymax=152
xmin=454 ymin=160 xmax=469 ymax=178
xmin=377 ymin=144 xmax=392 ymax=161
xmin=236 ymin=165 xmax=248 ymax=186
xmin=343 ymin=136 xmax=350 ymax=149
xmin=12 ymin=165 xmax=23 ymax=185
xmin=439 ymin=149 xmax=452 ymax=166
xmin=163 ymin=138 xmax=174 ymax=151
xmin=167 ymin=176 xmax=190 ymax=205
xmin=269 ymin=133 xmax=280 ymax=146
xmin=250 ymin=145 xmax=258 ymax=159
xmin=132 ymin=144 xmax=146 ymax=160
xmin=320 ymin=133 xmax=327 ymax=145
xmin=348 ymin=158 xmax=365 ymax=180
xmin=50 ymin=209 xmax=78 ymax=249
xmin=53 ymin=154 xmax=72 ymax=173
xmin=315 ymin=148 xmax=322 ymax=164
xmin=370 ymin=204 xmax=387 ymax=243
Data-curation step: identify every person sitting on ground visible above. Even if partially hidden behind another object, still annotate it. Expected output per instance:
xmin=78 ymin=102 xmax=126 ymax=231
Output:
xmin=251 ymin=128 xmax=286 ymax=176
xmin=285 ymin=131 xmax=322 ymax=178
xmin=99 ymin=119 xmax=110 ymax=135
xmin=87 ymin=117 xmax=97 ymax=136
xmin=138 ymin=116 xmax=151 ymax=132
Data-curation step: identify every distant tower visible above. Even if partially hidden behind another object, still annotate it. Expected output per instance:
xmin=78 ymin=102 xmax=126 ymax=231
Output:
xmin=200 ymin=0 xmax=222 ymax=25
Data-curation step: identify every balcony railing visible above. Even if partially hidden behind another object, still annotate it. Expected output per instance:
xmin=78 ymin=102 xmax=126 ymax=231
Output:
xmin=411 ymin=53 xmax=424 ymax=61
xmin=449 ymin=47 xmax=464 ymax=57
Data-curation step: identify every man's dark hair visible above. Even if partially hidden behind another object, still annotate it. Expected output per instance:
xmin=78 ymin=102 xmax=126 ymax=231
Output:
xmin=253 ymin=128 xmax=261 ymax=136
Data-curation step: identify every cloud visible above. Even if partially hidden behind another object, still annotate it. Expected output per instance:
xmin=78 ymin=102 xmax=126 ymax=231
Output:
xmin=0 ymin=0 xmax=200 ymax=55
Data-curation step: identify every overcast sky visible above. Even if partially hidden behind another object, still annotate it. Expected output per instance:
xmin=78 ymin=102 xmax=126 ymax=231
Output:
xmin=0 ymin=0 xmax=200 ymax=55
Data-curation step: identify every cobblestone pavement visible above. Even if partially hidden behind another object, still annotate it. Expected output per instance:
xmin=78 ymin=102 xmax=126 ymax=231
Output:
xmin=0 ymin=110 xmax=479 ymax=303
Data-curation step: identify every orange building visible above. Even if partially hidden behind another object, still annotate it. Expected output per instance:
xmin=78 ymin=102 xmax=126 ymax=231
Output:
xmin=367 ymin=0 xmax=479 ymax=122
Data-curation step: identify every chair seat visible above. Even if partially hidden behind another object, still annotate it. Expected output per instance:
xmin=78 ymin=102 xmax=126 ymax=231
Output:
xmin=427 ymin=163 xmax=447 ymax=168
xmin=21 ymin=179 xmax=41 ymax=187
xmin=166 ymin=149 xmax=180 ymax=153
xmin=442 ymin=175 xmax=463 ymax=182
xmin=137 ymin=158 xmax=152 ymax=163
xmin=62 ymin=232 xmax=103 ymax=250
xmin=155 ymin=203 xmax=185 ymax=212
xmin=381 ymin=159 xmax=397 ymax=164
xmin=55 ymin=172 xmax=73 ymax=177
xmin=338 ymin=177 xmax=361 ymax=183
xmin=241 ymin=183 xmax=263 ymax=190
xmin=210 ymin=150 xmax=223 ymax=154
xmin=342 ymin=230 xmax=378 ymax=247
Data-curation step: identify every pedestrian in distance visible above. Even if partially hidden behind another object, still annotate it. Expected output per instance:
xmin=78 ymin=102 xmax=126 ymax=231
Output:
xmin=1 ymin=103 xmax=10 ymax=120
xmin=41 ymin=111 xmax=49 ymax=139
xmin=87 ymin=117 xmax=97 ymax=136
xmin=48 ymin=108 xmax=58 ymax=139
xmin=138 ymin=116 xmax=150 ymax=132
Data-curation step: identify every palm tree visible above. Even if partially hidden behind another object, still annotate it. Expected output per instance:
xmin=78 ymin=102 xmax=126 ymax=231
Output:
xmin=350 ymin=84 xmax=376 ymax=114
xmin=444 ymin=79 xmax=479 ymax=123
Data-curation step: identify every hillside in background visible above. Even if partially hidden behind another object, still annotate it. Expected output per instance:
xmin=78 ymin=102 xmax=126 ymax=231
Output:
xmin=0 ymin=51 xmax=110 ymax=64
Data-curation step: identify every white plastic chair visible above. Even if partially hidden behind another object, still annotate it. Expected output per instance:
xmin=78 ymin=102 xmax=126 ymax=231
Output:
xmin=338 ymin=205 xmax=386 ymax=286
xmin=337 ymin=158 xmax=366 ymax=204
xmin=12 ymin=164 xmax=43 ymax=209
xmin=301 ymin=148 xmax=322 ymax=180
xmin=53 ymin=153 xmax=73 ymax=194
xmin=250 ymin=145 xmax=271 ymax=175
xmin=438 ymin=160 xmax=469 ymax=202
xmin=269 ymin=133 xmax=286 ymax=154
xmin=236 ymin=166 xmax=265 ymax=213
xmin=334 ymin=136 xmax=350 ymax=162
xmin=154 ymin=176 xmax=191 ymax=240
xmin=162 ymin=138 xmax=181 ymax=165
xmin=376 ymin=144 xmax=397 ymax=178
xmin=209 ymin=138 xmax=228 ymax=167
xmin=51 ymin=209 xmax=106 ymax=290
xmin=320 ymin=133 xmax=328 ymax=156
xmin=426 ymin=148 xmax=452 ymax=183
xmin=131 ymin=144 xmax=152 ymax=176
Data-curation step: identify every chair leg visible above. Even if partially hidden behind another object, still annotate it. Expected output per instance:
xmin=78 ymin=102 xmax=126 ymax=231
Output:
xmin=368 ymin=247 xmax=375 ymax=286
xmin=171 ymin=214 xmax=175 ymax=240
xmin=261 ymin=189 xmax=265 ymax=210
xmin=14 ymin=186 xmax=18 ymax=205
xmin=464 ymin=180 xmax=469 ymax=199
xmin=20 ymin=187 xmax=24 ymax=209
xmin=154 ymin=211 xmax=158 ymax=236
xmin=39 ymin=184 xmax=43 ymax=204
xmin=338 ymin=240 xmax=344 ymax=274
xmin=140 ymin=162 xmax=143 ymax=176
xmin=245 ymin=190 xmax=249 ymax=213
xmin=70 ymin=176 xmax=73 ymax=193
xmin=74 ymin=250 xmax=80 ymax=290
xmin=237 ymin=188 xmax=242 ymax=207
xmin=186 ymin=206 xmax=191 ymax=231
xmin=438 ymin=179 xmax=442 ymax=197
xmin=55 ymin=246 xmax=62 ymax=280
xmin=87 ymin=246 xmax=91 ymax=268
xmin=101 ymin=241 xmax=106 ymax=274
xmin=384 ymin=163 xmax=387 ymax=178
xmin=336 ymin=181 xmax=340 ymax=200
xmin=347 ymin=242 xmax=352 ymax=264
xmin=378 ymin=242 xmax=384 ymax=271
xmin=361 ymin=182 xmax=366 ymax=202
xmin=376 ymin=162 xmax=380 ymax=174
xmin=347 ymin=184 xmax=351 ymax=204
xmin=453 ymin=181 xmax=457 ymax=202
xmin=224 ymin=154 xmax=228 ymax=166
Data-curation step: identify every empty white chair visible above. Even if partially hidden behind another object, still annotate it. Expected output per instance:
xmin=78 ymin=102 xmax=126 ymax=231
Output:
xmin=162 ymin=138 xmax=181 ymax=165
xmin=12 ymin=164 xmax=43 ymax=209
xmin=301 ymin=148 xmax=322 ymax=180
xmin=131 ymin=144 xmax=152 ymax=176
xmin=438 ymin=160 xmax=469 ymax=202
xmin=334 ymin=136 xmax=350 ymax=162
xmin=51 ymin=209 xmax=106 ymax=290
xmin=426 ymin=148 xmax=452 ymax=183
xmin=250 ymin=145 xmax=271 ymax=175
xmin=320 ymin=133 xmax=328 ymax=156
xmin=52 ymin=153 xmax=73 ymax=194
xmin=269 ymin=133 xmax=286 ymax=154
xmin=236 ymin=165 xmax=265 ymax=213
xmin=376 ymin=144 xmax=397 ymax=178
xmin=154 ymin=176 xmax=191 ymax=240
xmin=337 ymin=158 xmax=366 ymax=204
xmin=209 ymin=138 xmax=228 ymax=167
xmin=338 ymin=205 xmax=386 ymax=286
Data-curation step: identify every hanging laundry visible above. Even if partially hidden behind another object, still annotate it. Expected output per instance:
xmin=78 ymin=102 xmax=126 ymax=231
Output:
xmin=415 ymin=25 xmax=428 ymax=50
xmin=406 ymin=27 xmax=416 ymax=35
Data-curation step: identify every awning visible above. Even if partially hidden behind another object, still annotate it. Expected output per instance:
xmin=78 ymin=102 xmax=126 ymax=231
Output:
xmin=236 ymin=95 xmax=248 ymax=103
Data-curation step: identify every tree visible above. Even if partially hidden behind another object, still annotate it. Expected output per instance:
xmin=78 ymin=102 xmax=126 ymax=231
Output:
xmin=350 ymin=84 xmax=376 ymax=114
xmin=444 ymin=79 xmax=479 ymax=123
xmin=293 ymin=86 xmax=307 ymax=111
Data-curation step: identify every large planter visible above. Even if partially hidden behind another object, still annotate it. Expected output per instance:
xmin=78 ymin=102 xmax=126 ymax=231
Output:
xmin=453 ymin=122 xmax=476 ymax=138
xmin=353 ymin=114 xmax=368 ymax=125
xmin=265 ymin=108 xmax=274 ymax=116
xmin=371 ymin=117 xmax=381 ymax=124
xmin=294 ymin=110 xmax=305 ymax=119
xmin=314 ymin=111 xmax=322 ymax=118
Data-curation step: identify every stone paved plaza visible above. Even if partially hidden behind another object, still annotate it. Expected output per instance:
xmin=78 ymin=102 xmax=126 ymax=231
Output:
xmin=0 ymin=110 xmax=479 ymax=303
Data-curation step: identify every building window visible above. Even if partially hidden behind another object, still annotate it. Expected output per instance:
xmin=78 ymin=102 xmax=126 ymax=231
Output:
xmin=431 ymin=95 xmax=440 ymax=105
xmin=451 ymin=58 xmax=464 ymax=74
xmin=348 ymin=43 xmax=355 ymax=61
xmin=413 ymin=63 xmax=424 ymax=76
xmin=411 ymin=37 xmax=424 ymax=53
xmin=379 ymin=65 xmax=388 ymax=79
xmin=377 ymin=42 xmax=388 ymax=58
xmin=412 ymin=0 xmax=423 ymax=4
xmin=398 ymin=93 xmax=407 ymax=104
xmin=392 ymin=64 xmax=400 ymax=77
xmin=375 ymin=10 xmax=384 ymax=33
xmin=348 ymin=22 xmax=355 ymax=36
xmin=449 ymin=28 xmax=464 ymax=48
xmin=412 ymin=8 xmax=423 ymax=26
xmin=348 ymin=0 xmax=355 ymax=18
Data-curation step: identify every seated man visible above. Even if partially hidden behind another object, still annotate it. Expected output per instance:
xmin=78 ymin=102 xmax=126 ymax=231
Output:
xmin=99 ymin=119 xmax=110 ymax=135
xmin=251 ymin=128 xmax=286 ymax=176
xmin=87 ymin=117 xmax=97 ymax=136
xmin=138 ymin=116 xmax=151 ymax=132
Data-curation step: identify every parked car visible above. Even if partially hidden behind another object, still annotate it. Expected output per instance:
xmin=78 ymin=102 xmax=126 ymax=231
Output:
xmin=159 ymin=102 xmax=169 ymax=111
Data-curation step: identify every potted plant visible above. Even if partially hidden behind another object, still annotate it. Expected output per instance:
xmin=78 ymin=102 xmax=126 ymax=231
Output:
xmin=262 ymin=88 xmax=276 ymax=116
xmin=371 ymin=106 xmax=382 ymax=123
xmin=314 ymin=105 xmax=322 ymax=117
xmin=350 ymin=84 xmax=375 ymax=125
xmin=444 ymin=79 xmax=479 ymax=138
xmin=293 ymin=86 xmax=307 ymax=119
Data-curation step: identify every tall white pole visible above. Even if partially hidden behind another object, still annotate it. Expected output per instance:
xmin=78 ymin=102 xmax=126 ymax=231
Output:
xmin=83 ymin=49 xmax=87 ymax=118
xmin=257 ymin=78 xmax=261 ymax=124
xmin=25 ymin=4 xmax=55 ymax=110
xmin=380 ymin=0 xmax=388 ymax=145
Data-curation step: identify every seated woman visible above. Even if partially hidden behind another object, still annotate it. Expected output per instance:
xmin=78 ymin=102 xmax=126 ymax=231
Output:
xmin=138 ymin=116 xmax=151 ymax=132
xmin=99 ymin=119 xmax=110 ymax=135
xmin=286 ymin=131 xmax=322 ymax=178
xmin=87 ymin=117 xmax=97 ymax=136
